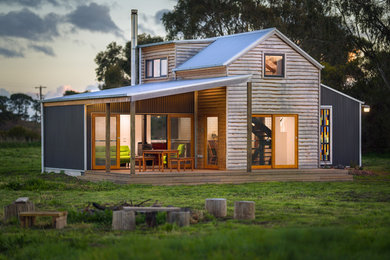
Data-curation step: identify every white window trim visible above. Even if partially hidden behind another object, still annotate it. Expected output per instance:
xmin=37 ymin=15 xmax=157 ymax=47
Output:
xmin=320 ymin=105 xmax=333 ymax=165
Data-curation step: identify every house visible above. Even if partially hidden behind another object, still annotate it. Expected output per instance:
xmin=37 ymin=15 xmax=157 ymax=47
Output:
xmin=41 ymin=10 xmax=364 ymax=176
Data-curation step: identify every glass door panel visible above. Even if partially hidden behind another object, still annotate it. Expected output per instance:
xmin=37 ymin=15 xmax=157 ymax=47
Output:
xmin=92 ymin=114 xmax=120 ymax=169
xmin=206 ymin=116 xmax=218 ymax=168
xmin=274 ymin=115 xmax=297 ymax=167
xmin=252 ymin=116 xmax=272 ymax=168
xmin=170 ymin=116 xmax=192 ymax=158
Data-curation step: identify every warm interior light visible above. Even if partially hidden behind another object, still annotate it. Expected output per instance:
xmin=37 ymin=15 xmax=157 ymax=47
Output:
xmin=362 ymin=105 xmax=370 ymax=113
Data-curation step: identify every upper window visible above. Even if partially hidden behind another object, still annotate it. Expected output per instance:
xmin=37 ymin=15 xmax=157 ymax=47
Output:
xmin=264 ymin=54 xmax=285 ymax=77
xmin=146 ymin=58 xmax=168 ymax=78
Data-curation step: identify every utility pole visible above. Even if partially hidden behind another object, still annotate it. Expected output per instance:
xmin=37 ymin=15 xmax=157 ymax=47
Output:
xmin=35 ymin=85 xmax=47 ymax=100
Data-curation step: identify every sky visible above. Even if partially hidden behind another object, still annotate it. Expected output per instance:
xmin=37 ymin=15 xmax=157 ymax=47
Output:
xmin=0 ymin=0 xmax=177 ymax=99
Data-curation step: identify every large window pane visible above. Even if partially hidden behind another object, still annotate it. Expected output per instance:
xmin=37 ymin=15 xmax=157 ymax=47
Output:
xmin=265 ymin=54 xmax=284 ymax=77
xmin=150 ymin=115 xmax=166 ymax=141
xmin=170 ymin=117 xmax=191 ymax=157
xmin=94 ymin=116 xmax=117 ymax=166
xmin=146 ymin=60 xmax=153 ymax=78
xmin=153 ymin=59 xmax=161 ymax=77
xmin=206 ymin=117 xmax=218 ymax=166
xmin=161 ymin=58 xmax=168 ymax=76
xmin=274 ymin=116 xmax=295 ymax=166
xmin=252 ymin=116 xmax=272 ymax=166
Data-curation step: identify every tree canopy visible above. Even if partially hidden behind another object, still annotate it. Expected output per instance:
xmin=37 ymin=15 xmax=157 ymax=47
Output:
xmin=94 ymin=33 xmax=164 ymax=89
xmin=161 ymin=0 xmax=390 ymax=152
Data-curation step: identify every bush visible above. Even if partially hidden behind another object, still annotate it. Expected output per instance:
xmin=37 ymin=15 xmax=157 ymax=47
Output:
xmin=6 ymin=126 xmax=40 ymax=142
xmin=68 ymin=209 xmax=112 ymax=225
xmin=2 ymin=178 xmax=65 ymax=191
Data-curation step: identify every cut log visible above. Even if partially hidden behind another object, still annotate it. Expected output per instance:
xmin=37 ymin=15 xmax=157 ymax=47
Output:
xmin=205 ymin=198 xmax=227 ymax=218
xmin=234 ymin=201 xmax=255 ymax=220
xmin=112 ymin=210 xmax=135 ymax=230
xmin=4 ymin=199 xmax=35 ymax=222
xmin=167 ymin=211 xmax=190 ymax=227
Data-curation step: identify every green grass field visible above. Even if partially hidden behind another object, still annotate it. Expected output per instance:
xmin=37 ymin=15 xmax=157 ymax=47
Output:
xmin=0 ymin=145 xmax=389 ymax=259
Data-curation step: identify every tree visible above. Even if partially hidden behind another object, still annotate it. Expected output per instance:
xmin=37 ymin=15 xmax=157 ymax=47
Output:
xmin=94 ymin=33 xmax=164 ymax=89
xmin=331 ymin=0 xmax=390 ymax=89
xmin=9 ymin=93 xmax=33 ymax=121
xmin=30 ymin=99 xmax=41 ymax=123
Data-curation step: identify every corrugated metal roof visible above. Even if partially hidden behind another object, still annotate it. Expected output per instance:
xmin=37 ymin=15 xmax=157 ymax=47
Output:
xmin=138 ymin=38 xmax=214 ymax=48
xmin=321 ymin=84 xmax=364 ymax=104
xmin=173 ymin=28 xmax=275 ymax=71
xmin=43 ymin=75 xmax=251 ymax=103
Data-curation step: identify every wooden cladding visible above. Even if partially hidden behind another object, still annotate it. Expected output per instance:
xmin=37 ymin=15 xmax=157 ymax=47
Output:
xmin=227 ymin=34 xmax=320 ymax=169
xmin=197 ymin=87 xmax=226 ymax=169
xmin=86 ymin=92 xmax=194 ymax=115
xmin=141 ymin=43 xmax=175 ymax=83
xmin=176 ymin=66 xmax=227 ymax=80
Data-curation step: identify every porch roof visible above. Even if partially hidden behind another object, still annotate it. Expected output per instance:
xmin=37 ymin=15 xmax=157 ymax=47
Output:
xmin=43 ymin=74 xmax=251 ymax=103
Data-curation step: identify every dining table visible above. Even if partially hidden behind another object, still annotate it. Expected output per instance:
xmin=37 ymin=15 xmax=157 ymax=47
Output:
xmin=142 ymin=149 xmax=179 ymax=172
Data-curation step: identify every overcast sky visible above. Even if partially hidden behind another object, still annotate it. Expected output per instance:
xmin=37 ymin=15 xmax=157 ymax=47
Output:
xmin=0 ymin=0 xmax=176 ymax=99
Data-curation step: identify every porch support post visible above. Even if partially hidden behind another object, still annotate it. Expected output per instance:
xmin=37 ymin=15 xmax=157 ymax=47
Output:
xmin=247 ymin=82 xmax=252 ymax=172
xmin=130 ymin=100 xmax=136 ymax=174
xmin=194 ymin=91 xmax=198 ymax=169
xmin=105 ymin=103 xmax=111 ymax=173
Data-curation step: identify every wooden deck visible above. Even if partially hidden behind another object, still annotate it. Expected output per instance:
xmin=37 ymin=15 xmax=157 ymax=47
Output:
xmin=79 ymin=168 xmax=352 ymax=185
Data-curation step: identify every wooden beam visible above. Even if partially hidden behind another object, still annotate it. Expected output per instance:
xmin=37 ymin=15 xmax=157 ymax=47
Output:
xmin=43 ymin=97 xmax=131 ymax=107
xmin=105 ymin=103 xmax=111 ymax=173
xmin=247 ymin=82 xmax=252 ymax=172
xmin=130 ymin=101 xmax=136 ymax=174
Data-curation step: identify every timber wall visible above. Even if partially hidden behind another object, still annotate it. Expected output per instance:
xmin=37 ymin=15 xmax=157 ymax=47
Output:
xmin=197 ymin=87 xmax=227 ymax=169
xmin=227 ymin=34 xmax=320 ymax=169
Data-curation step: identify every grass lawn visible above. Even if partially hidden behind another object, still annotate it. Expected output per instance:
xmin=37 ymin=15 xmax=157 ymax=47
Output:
xmin=0 ymin=145 xmax=390 ymax=259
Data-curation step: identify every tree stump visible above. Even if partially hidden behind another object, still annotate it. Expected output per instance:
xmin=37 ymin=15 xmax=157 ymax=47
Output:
xmin=234 ymin=201 xmax=255 ymax=220
xmin=167 ymin=211 xmax=190 ymax=227
xmin=112 ymin=210 xmax=135 ymax=230
xmin=4 ymin=198 xmax=35 ymax=222
xmin=205 ymin=198 xmax=227 ymax=218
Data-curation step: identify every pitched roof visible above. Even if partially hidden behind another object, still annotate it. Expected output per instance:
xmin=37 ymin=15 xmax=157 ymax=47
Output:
xmin=321 ymin=84 xmax=364 ymax=104
xmin=173 ymin=28 xmax=274 ymax=71
xmin=42 ymin=75 xmax=251 ymax=103
xmin=173 ymin=28 xmax=323 ymax=71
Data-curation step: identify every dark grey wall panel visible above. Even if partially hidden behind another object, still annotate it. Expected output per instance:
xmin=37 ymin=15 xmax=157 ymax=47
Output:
xmin=44 ymin=105 xmax=84 ymax=170
xmin=321 ymin=86 xmax=360 ymax=166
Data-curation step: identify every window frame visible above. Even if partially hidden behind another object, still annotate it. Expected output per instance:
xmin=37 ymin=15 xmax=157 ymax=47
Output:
xmin=320 ymin=106 xmax=333 ymax=165
xmin=145 ymin=57 xmax=168 ymax=79
xmin=263 ymin=53 xmax=285 ymax=78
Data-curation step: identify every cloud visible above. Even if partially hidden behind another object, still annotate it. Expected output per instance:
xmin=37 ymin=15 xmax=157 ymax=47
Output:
xmin=0 ymin=0 xmax=60 ymax=7
xmin=45 ymin=85 xmax=76 ymax=99
xmin=0 ymin=8 xmax=60 ymax=41
xmin=29 ymin=44 xmax=55 ymax=56
xmin=0 ymin=88 xmax=11 ymax=97
xmin=85 ymin=83 xmax=99 ymax=92
xmin=154 ymin=9 xmax=170 ymax=24
xmin=0 ymin=47 xmax=24 ymax=58
xmin=66 ymin=3 xmax=122 ymax=37
xmin=139 ymin=24 xmax=157 ymax=36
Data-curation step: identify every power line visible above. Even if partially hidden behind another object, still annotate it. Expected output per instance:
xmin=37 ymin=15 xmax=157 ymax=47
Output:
xmin=35 ymin=85 xmax=47 ymax=100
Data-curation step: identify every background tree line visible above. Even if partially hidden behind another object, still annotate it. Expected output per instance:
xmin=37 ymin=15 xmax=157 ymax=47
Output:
xmin=0 ymin=93 xmax=41 ymax=142
xmin=95 ymin=0 xmax=389 ymax=153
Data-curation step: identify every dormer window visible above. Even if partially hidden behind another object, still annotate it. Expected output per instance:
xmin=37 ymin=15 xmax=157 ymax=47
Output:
xmin=264 ymin=54 xmax=285 ymax=77
xmin=146 ymin=58 xmax=168 ymax=78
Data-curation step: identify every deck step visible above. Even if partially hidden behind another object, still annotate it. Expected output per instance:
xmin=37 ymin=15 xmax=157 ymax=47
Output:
xmin=78 ymin=169 xmax=352 ymax=185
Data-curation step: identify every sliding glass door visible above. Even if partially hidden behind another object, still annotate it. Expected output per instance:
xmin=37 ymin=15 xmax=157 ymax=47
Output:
xmin=168 ymin=115 xmax=193 ymax=158
xmin=252 ymin=114 xmax=298 ymax=169
xmin=92 ymin=114 xmax=120 ymax=170
xmin=273 ymin=115 xmax=297 ymax=168
xmin=252 ymin=115 xmax=272 ymax=168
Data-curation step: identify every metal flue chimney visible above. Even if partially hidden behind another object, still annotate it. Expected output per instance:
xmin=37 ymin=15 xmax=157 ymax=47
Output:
xmin=131 ymin=9 xmax=138 ymax=86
